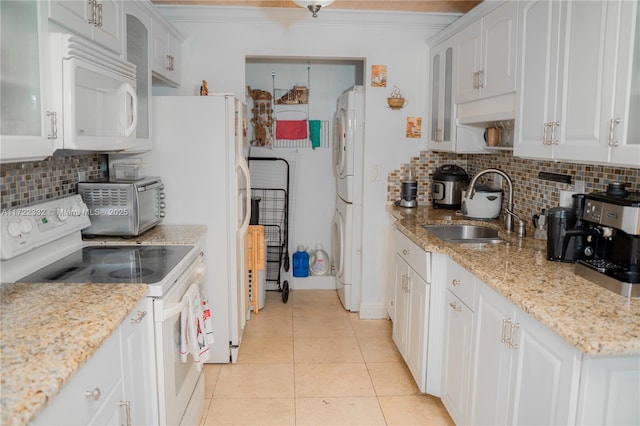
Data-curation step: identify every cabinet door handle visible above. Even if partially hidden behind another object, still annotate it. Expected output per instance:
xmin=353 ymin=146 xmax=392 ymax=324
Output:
xmin=451 ymin=279 xmax=461 ymax=287
xmin=130 ymin=310 xmax=147 ymax=324
xmin=449 ymin=301 xmax=462 ymax=312
xmin=542 ymin=122 xmax=550 ymax=145
xmin=402 ymin=249 xmax=410 ymax=256
xmin=120 ymin=401 xmax=131 ymax=426
xmin=96 ymin=2 xmax=103 ymax=27
xmin=88 ymin=0 xmax=97 ymax=25
xmin=405 ymin=276 xmax=412 ymax=293
xmin=478 ymin=70 xmax=485 ymax=88
xmin=472 ymin=71 xmax=478 ymax=89
xmin=609 ymin=117 xmax=621 ymax=147
xmin=46 ymin=111 xmax=57 ymax=140
xmin=508 ymin=322 xmax=520 ymax=350
xmin=166 ymin=54 xmax=172 ymax=71
xmin=501 ymin=318 xmax=511 ymax=344
xmin=85 ymin=387 xmax=101 ymax=400
xmin=549 ymin=121 xmax=560 ymax=145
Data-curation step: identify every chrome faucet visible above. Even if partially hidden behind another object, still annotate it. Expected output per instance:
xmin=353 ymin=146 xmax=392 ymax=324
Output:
xmin=465 ymin=168 xmax=526 ymax=236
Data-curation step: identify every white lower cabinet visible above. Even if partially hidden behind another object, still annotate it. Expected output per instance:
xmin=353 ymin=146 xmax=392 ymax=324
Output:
xmin=32 ymin=297 xmax=156 ymax=425
xmin=441 ymin=259 xmax=476 ymax=425
xmin=469 ymin=281 xmax=581 ymax=425
xmin=392 ymin=229 xmax=430 ymax=392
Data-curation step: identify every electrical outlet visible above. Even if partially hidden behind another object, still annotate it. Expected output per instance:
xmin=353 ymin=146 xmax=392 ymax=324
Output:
xmin=77 ymin=171 xmax=86 ymax=182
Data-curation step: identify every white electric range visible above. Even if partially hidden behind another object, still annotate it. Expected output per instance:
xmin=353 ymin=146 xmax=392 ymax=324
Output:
xmin=0 ymin=195 xmax=207 ymax=426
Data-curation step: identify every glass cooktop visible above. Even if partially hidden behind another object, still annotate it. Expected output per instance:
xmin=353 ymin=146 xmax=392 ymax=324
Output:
xmin=18 ymin=245 xmax=193 ymax=284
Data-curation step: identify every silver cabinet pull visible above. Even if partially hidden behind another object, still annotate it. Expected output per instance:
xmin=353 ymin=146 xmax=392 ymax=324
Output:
xmin=472 ymin=71 xmax=479 ymax=89
xmin=46 ymin=111 xmax=57 ymax=140
xmin=402 ymin=249 xmax=410 ymax=256
xmin=120 ymin=401 xmax=131 ymax=426
xmin=130 ymin=310 xmax=147 ymax=324
xmin=501 ymin=318 xmax=511 ymax=344
xmin=85 ymin=387 xmax=101 ymax=400
xmin=478 ymin=70 xmax=485 ymax=88
xmin=549 ymin=121 xmax=560 ymax=145
xmin=88 ymin=0 xmax=97 ymax=25
xmin=609 ymin=117 xmax=621 ymax=147
xmin=96 ymin=2 xmax=103 ymax=27
xmin=166 ymin=54 xmax=172 ymax=71
xmin=542 ymin=122 xmax=550 ymax=145
xmin=449 ymin=301 xmax=462 ymax=312
xmin=405 ymin=276 xmax=412 ymax=293
xmin=508 ymin=322 xmax=520 ymax=350
xmin=451 ymin=279 xmax=461 ymax=287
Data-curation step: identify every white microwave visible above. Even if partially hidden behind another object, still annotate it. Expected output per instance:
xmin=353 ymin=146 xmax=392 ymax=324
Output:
xmin=49 ymin=34 xmax=138 ymax=151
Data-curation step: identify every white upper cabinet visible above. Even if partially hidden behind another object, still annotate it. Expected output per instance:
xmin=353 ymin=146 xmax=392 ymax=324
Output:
xmin=0 ymin=1 xmax=55 ymax=163
xmin=47 ymin=0 xmax=123 ymax=54
xmin=152 ymin=17 xmax=182 ymax=87
xmin=455 ymin=1 xmax=517 ymax=104
xmin=515 ymin=0 xmax=639 ymax=168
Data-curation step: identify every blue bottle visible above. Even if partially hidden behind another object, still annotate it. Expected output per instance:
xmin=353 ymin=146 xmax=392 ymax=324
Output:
xmin=292 ymin=246 xmax=309 ymax=277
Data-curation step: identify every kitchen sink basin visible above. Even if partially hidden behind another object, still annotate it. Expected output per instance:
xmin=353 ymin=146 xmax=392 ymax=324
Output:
xmin=422 ymin=224 xmax=506 ymax=244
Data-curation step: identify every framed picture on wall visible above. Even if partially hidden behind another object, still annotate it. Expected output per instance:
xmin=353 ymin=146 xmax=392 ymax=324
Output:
xmin=406 ymin=117 xmax=422 ymax=138
xmin=371 ymin=65 xmax=387 ymax=87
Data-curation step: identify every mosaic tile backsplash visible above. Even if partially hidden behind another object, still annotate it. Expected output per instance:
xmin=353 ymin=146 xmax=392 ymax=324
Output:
xmin=1 ymin=154 xmax=107 ymax=210
xmin=388 ymin=151 xmax=640 ymax=237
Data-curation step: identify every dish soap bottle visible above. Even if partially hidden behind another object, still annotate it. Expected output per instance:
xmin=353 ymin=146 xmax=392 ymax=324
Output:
xmin=292 ymin=246 xmax=309 ymax=277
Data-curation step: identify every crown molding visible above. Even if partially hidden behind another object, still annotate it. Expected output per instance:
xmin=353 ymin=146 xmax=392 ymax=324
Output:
xmin=426 ymin=0 xmax=506 ymax=46
xmin=156 ymin=4 xmax=461 ymax=30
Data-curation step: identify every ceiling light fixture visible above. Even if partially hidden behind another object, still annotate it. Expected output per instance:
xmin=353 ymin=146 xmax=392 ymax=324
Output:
xmin=293 ymin=0 xmax=334 ymax=18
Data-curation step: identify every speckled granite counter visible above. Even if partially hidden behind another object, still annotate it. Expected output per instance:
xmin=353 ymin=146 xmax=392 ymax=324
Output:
xmin=84 ymin=224 xmax=207 ymax=246
xmin=0 ymin=225 xmax=207 ymax=426
xmin=389 ymin=205 xmax=640 ymax=356
xmin=0 ymin=283 xmax=148 ymax=426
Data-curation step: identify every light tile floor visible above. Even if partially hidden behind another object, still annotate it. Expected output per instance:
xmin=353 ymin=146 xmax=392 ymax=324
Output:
xmin=201 ymin=290 xmax=454 ymax=425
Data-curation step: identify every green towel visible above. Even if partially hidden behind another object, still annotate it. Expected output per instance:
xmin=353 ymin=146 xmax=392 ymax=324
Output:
xmin=309 ymin=120 xmax=322 ymax=149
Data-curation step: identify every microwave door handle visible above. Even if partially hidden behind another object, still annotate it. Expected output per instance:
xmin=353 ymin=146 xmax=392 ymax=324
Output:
xmin=238 ymin=156 xmax=251 ymax=236
xmin=122 ymin=83 xmax=138 ymax=137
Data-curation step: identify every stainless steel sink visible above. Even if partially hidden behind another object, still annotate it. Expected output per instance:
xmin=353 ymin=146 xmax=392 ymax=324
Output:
xmin=422 ymin=224 xmax=506 ymax=244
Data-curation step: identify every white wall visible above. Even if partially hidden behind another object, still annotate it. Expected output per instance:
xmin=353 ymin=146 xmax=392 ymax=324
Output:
xmin=155 ymin=5 xmax=459 ymax=317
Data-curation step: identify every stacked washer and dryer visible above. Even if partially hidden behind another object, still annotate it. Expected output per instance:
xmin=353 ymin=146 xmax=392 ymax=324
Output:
xmin=332 ymin=86 xmax=365 ymax=311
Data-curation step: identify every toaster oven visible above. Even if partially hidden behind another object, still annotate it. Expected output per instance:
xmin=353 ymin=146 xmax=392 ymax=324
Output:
xmin=78 ymin=177 xmax=165 ymax=236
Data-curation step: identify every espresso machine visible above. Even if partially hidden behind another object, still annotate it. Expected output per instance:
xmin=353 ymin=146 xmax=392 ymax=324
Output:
xmin=574 ymin=183 xmax=640 ymax=297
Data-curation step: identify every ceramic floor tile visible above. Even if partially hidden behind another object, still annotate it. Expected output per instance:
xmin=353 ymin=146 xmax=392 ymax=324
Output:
xmin=366 ymin=361 xmax=421 ymax=396
xmin=293 ymin=335 xmax=363 ymax=363
xmin=203 ymin=398 xmax=295 ymax=425
xmin=236 ymin=335 xmax=293 ymax=364
xmin=349 ymin=314 xmax=393 ymax=337
xmin=295 ymin=397 xmax=386 ymax=425
xmin=203 ymin=364 xmax=222 ymax=398
xmin=293 ymin=314 xmax=354 ymax=337
xmin=243 ymin=312 xmax=293 ymax=337
xmin=378 ymin=395 xmax=455 ymax=426
xmin=294 ymin=363 xmax=375 ymax=397
xmin=213 ymin=363 xmax=294 ymax=398
xmin=357 ymin=334 xmax=404 ymax=363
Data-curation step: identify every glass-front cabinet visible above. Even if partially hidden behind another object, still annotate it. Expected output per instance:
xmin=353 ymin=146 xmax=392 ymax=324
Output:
xmin=1 ymin=1 xmax=55 ymax=163
xmin=124 ymin=1 xmax=152 ymax=151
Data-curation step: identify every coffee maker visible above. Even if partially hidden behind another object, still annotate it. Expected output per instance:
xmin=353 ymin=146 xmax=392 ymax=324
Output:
xmin=574 ymin=184 xmax=640 ymax=297
xmin=397 ymin=168 xmax=417 ymax=208
xmin=546 ymin=194 xmax=595 ymax=262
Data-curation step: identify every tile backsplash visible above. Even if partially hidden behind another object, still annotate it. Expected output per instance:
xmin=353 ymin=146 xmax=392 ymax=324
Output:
xmin=0 ymin=154 xmax=107 ymax=210
xmin=388 ymin=150 xmax=640 ymax=236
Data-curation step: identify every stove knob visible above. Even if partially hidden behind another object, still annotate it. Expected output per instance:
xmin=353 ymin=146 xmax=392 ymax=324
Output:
xmin=7 ymin=222 xmax=21 ymax=237
xmin=159 ymin=193 xmax=166 ymax=200
xmin=159 ymin=212 xmax=166 ymax=218
xmin=159 ymin=202 xmax=166 ymax=209
xmin=19 ymin=219 xmax=33 ymax=233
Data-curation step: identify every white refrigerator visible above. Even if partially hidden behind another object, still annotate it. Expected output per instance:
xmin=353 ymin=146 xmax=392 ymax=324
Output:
xmin=143 ymin=95 xmax=251 ymax=363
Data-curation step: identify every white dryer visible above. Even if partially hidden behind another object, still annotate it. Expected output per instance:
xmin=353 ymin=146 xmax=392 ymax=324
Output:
xmin=333 ymin=85 xmax=365 ymax=203
xmin=332 ymin=85 xmax=364 ymax=311
xmin=332 ymin=196 xmax=362 ymax=311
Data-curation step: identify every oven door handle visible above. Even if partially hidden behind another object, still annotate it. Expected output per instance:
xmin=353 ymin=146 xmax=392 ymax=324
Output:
xmin=162 ymin=277 xmax=205 ymax=321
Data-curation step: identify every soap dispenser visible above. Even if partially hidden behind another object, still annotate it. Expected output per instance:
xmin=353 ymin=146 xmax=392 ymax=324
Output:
xmin=533 ymin=209 xmax=547 ymax=240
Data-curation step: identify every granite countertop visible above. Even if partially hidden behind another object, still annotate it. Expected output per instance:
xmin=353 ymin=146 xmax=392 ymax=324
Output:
xmin=0 ymin=225 xmax=208 ymax=426
xmin=389 ymin=205 xmax=640 ymax=357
